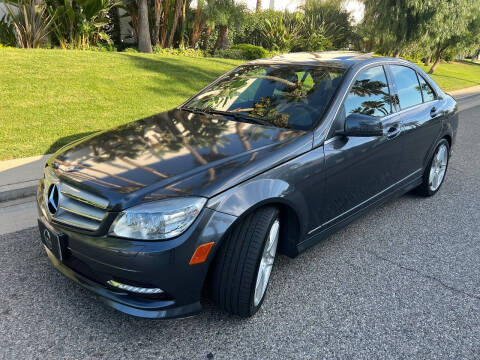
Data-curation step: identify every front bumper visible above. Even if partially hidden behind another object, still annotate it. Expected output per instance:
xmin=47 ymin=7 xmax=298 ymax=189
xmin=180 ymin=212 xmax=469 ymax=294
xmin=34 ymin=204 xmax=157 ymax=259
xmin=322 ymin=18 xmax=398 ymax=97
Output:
xmin=36 ymin=182 xmax=237 ymax=319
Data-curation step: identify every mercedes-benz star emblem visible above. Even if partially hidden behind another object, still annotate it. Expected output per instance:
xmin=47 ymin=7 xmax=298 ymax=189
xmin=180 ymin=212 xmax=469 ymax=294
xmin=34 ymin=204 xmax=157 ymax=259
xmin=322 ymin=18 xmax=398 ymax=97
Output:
xmin=46 ymin=184 xmax=59 ymax=215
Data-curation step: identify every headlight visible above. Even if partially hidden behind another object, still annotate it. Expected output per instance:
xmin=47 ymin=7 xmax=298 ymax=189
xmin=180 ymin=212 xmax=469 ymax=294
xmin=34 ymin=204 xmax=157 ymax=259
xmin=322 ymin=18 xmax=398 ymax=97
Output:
xmin=110 ymin=197 xmax=206 ymax=240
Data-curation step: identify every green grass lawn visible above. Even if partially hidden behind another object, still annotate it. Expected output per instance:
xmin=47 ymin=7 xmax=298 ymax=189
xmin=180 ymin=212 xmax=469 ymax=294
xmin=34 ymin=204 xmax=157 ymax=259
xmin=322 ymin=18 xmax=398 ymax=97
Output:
xmin=417 ymin=60 xmax=480 ymax=92
xmin=1 ymin=49 xmax=479 ymax=160
xmin=0 ymin=48 xmax=242 ymax=160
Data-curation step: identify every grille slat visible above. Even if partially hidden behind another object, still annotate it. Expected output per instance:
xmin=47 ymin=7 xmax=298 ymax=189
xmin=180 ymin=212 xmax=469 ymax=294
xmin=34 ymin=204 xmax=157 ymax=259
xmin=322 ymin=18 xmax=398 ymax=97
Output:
xmin=59 ymin=197 xmax=105 ymax=222
xmin=60 ymin=182 xmax=109 ymax=209
xmin=44 ymin=167 xmax=109 ymax=231
xmin=53 ymin=212 xmax=101 ymax=231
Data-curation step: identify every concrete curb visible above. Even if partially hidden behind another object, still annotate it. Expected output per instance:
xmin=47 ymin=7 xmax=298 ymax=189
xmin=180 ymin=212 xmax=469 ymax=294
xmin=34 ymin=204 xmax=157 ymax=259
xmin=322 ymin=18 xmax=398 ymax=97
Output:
xmin=0 ymin=154 xmax=50 ymax=203
xmin=449 ymin=85 xmax=480 ymax=99
xmin=0 ymin=181 xmax=38 ymax=202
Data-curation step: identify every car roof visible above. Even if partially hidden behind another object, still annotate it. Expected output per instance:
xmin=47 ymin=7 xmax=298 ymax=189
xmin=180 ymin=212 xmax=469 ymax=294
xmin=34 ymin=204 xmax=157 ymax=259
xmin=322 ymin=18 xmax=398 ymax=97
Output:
xmin=248 ymin=51 xmax=398 ymax=69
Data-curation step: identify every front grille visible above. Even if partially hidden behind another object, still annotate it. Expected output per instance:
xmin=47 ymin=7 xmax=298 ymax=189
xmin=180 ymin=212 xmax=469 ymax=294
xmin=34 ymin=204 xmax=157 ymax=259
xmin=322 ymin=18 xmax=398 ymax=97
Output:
xmin=43 ymin=167 xmax=109 ymax=231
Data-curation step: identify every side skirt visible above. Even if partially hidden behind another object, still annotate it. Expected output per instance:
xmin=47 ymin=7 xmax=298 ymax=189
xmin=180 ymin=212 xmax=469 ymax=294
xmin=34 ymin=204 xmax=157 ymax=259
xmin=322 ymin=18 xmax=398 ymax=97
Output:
xmin=296 ymin=176 xmax=422 ymax=254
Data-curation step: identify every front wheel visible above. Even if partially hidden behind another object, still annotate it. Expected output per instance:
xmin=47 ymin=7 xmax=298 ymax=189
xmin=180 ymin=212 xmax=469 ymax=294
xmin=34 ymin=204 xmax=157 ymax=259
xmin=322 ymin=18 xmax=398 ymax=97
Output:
xmin=416 ymin=139 xmax=450 ymax=196
xmin=210 ymin=207 xmax=280 ymax=317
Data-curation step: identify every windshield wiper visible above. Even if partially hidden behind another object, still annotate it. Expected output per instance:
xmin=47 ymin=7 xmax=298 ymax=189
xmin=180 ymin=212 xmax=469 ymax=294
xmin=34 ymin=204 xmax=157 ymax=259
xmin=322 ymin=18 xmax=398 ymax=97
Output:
xmin=181 ymin=107 xmax=212 ymax=116
xmin=202 ymin=109 xmax=272 ymax=127
xmin=181 ymin=107 xmax=273 ymax=127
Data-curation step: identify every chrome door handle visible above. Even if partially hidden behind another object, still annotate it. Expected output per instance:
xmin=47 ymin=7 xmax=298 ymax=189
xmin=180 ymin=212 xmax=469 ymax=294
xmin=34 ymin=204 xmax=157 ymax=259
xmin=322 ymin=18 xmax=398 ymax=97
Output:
xmin=386 ymin=125 xmax=401 ymax=139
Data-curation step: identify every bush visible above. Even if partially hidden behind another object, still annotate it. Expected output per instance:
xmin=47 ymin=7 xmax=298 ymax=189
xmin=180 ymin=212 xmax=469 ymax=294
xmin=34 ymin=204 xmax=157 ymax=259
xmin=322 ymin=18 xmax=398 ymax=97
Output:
xmin=123 ymin=47 xmax=139 ymax=53
xmin=91 ymin=42 xmax=116 ymax=52
xmin=4 ymin=0 xmax=54 ymax=48
xmin=0 ymin=15 xmax=16 ymax=47
xmin=268 ymin=50 xmax=284 ymax=57
xmin=443 ymin=50 xmax=457 ymax=62
xmin=214 ymin=48 xmax=245 ymax=59
xmin=291 ymin=33 xmax=333 ymax=52
xmin=153 ymin=47 xmax=205 ymax=57
xmin=230 ymin=44 xmax=269 ymax=59
xmin=234 ymin=10 xmax=286 ymax=49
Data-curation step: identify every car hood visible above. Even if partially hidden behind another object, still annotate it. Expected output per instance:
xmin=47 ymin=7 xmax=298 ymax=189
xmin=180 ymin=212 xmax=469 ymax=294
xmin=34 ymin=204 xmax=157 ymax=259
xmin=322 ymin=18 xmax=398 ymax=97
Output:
xmin=49 ymin=109 xmax=312 ymax=209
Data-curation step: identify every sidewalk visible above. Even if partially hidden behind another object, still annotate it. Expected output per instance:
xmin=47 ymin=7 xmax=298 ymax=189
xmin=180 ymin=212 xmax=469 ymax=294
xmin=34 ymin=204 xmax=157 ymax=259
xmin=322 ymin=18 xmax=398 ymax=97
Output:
xmin=0 ymin=154 xmax=50 ymax=202
xmin=449 ymin=85 xmax=480 ymax=99
xmin=1 ymin=85 xmax=479 ymax=203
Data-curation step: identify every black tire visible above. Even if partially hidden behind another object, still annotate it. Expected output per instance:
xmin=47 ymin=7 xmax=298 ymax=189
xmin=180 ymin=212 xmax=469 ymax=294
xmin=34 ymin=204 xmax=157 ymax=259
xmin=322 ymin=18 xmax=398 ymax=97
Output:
xmin=416 ymin=139 xmax=450 ymax=197
xmin=210 ymin=206 xmax=280 ymax=317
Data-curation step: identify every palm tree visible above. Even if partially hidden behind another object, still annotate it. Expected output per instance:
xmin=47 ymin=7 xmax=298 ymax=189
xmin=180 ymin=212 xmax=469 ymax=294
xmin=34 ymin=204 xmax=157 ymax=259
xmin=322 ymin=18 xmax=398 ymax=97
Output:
xmin=168 ymin=0 xmax=183 ymax=47
xmin=178 ymin=0 xmax=188 ymax=48
xmin=153 ymin=0 xmax=163 ymax=46
xmin=160 ymin=0 xmax=171 ymax=47
xmin=191 ymin=0 xmax=204 ymax=47
xmin=199 ymin=0 xmax=217 ymax=50
xmin=256 ymin=0 xmax=262 ymax=12
xmin=212 ymin=0 xmax=245 ymax=51
xmin=137 ymin=0 xmax=152 ymax=52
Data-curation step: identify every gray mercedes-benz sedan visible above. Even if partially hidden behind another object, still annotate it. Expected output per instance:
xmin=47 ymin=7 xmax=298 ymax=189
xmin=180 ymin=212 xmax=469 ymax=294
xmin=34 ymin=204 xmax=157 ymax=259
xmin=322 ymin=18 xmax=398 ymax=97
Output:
xmin=37 ymin=52 xmax=458 ymax=318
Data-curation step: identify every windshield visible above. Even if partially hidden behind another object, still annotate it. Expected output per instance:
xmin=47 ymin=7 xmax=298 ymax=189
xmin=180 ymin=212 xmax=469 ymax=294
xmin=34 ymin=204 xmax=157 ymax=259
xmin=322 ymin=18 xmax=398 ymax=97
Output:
xmin=184 ymin=64 xmax=345 ymax=130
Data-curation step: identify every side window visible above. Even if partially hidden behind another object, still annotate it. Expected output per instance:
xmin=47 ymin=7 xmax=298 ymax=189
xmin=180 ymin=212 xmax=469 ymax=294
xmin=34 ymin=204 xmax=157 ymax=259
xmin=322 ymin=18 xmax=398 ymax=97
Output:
xmin=418 ymin=75 xmax=436 ymax=102
xmin=390 ymin=65 xmax=423 ymax=109
xmin=344 ymin=66 xmax=392 ymax=118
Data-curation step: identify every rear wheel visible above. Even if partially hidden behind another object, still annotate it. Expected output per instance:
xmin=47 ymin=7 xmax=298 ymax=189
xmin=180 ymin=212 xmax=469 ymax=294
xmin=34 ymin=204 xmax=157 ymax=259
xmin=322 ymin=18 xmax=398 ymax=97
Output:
xmin=416 ymin=139 xmax=450 ymax=196
xmin=210 ymin=207 xmax=280 ymax=317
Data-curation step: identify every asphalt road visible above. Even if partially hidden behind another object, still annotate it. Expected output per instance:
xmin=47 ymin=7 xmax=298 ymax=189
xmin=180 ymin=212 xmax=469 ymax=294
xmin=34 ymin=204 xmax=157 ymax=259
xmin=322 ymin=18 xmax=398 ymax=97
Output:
xmin=1 ymin=95 xmax=479 ymax=360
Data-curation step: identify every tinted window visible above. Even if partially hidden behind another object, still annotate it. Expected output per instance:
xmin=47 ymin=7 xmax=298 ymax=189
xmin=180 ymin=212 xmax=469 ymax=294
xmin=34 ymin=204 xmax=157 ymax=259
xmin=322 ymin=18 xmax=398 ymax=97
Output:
xmin=418 ymin=75 xmax=436 ymax=102
xmin=185 ymin=64 xmax=344 ymax=130
xmin=344 ymin=66 xmax=392 ymax=117
xmin=390 ymin=65 xmax=423 ymax=109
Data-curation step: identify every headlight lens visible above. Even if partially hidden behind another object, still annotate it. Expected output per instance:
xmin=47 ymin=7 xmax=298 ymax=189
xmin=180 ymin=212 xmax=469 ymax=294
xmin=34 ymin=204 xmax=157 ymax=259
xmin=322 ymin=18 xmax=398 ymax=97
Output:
xmin=110 ymin=197 xmax=206 ymax=240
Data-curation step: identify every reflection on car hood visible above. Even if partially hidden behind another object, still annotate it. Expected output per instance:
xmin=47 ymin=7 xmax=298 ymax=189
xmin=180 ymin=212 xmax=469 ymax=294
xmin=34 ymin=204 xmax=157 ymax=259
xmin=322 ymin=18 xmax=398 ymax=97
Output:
xmin=49 ymin=109 xmax=311 ymax=208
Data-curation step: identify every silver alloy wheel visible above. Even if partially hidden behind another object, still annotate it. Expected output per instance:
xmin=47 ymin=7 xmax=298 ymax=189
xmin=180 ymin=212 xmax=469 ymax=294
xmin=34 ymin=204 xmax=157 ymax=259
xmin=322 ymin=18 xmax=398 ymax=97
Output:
xmin=429 ymin=144 xmax=448 ymax=192
xmin=253 ymin=219 xmax=280 ymax=307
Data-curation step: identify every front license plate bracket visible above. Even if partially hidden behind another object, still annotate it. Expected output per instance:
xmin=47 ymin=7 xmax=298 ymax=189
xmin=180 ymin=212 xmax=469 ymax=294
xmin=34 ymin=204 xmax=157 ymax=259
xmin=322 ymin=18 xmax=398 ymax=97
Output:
xmin=38 ymin=219 xmax=68 ymax=262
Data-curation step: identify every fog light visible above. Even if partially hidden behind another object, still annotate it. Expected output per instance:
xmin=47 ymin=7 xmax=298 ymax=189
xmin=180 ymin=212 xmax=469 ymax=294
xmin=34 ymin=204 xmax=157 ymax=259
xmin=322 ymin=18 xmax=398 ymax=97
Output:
xmin=107 ymin=280 xmax=164 ymax=294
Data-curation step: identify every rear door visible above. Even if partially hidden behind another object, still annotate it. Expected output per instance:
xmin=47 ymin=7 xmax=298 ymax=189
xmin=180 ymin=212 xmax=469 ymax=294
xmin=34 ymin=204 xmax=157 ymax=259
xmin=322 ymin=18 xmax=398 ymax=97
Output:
xmin=386 ymin=65 xmax=443 ymax=176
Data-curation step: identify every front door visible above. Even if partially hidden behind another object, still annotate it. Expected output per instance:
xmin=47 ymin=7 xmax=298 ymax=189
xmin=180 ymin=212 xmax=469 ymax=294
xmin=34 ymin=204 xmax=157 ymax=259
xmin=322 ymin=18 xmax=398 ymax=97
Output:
xmin=314 ymin=65 xmax=405 ymax=233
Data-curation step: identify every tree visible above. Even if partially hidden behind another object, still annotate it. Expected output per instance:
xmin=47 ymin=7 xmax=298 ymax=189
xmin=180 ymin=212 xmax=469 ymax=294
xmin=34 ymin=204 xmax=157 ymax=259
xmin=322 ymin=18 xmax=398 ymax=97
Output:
xmin=168 ymin=0 xmax=183 ymax=47
xmin=191 ymin=0 xmax=204 ymax=47
xmin=360 ymin=0 xmax=480 ymax=72
xmin=153 ymin=0 xmax=163 ymax=46
xmin=199 ymin=0 xmax=218 ymax=50
xmin=178 ymin=0 xmax=188 ymax=48
xmin=361 ymin=0 xmax=425 ymax=57
xmin=256 ymin=0 xmax=261 ymax=12
xmin=474 ymin=48 xmax=480 ymax=61
xmin=424 ymin=0 xmax=479 ymax=73
xmin=160 ymin=0 xmax=171 ymax=47
xmin=137 ymin=0 xmax=152 ymax=52
xmin=300 ymin=0 xmax=354 ymax=49
xmin=212 ymin=0 xmax=246 ymax=51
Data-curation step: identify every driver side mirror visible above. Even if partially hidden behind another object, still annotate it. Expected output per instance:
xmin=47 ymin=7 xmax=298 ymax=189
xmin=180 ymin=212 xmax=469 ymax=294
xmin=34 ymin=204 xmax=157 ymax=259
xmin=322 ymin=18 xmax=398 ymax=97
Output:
xmin=340 ymin=113 xmax=383 ymax=137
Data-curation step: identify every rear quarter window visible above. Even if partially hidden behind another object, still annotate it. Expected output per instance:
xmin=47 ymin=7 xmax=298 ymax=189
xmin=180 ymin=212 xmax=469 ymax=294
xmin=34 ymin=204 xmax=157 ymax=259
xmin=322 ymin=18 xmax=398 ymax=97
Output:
xmin=418 ymin=75 xmax=436 ymax=102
